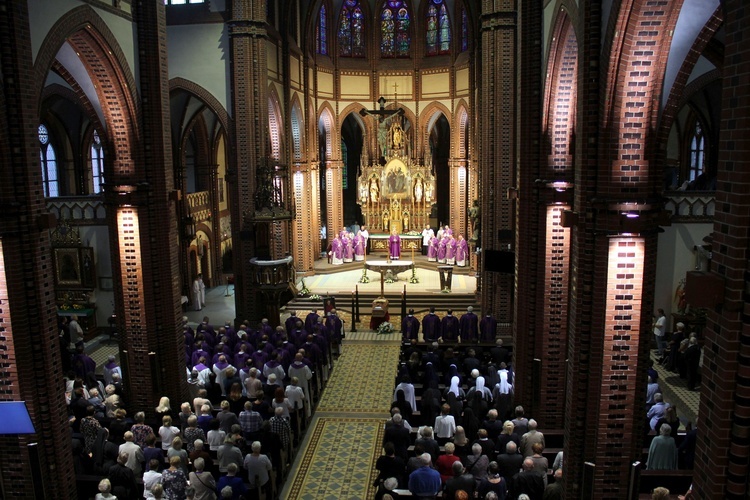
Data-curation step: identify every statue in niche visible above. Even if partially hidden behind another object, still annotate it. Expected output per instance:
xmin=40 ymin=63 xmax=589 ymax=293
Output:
xmin=469 ymin=199 xmax=481 ymax=245
xmin=414 ymin=178 xmax=424 ymax=203
xmin=391 ymin=122 xmax=404 ymax=150
xmin=370 ymin=177 xmax=380 ymax=202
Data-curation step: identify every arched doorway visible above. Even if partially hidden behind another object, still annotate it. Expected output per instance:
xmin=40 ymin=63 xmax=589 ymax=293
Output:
xmin=429 ymin=114 xmax=451 ymax=226
xmin=341 ymin=113 xmax=364 ymax=227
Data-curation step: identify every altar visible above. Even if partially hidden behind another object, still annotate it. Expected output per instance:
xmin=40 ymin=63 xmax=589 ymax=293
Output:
xmin=365 ymin=260 xmax=414 ymax=297
xmin=357 ymin=117 xmax=436 ymax=235
xmin=369 ymin=234 xmax=421 ymax=252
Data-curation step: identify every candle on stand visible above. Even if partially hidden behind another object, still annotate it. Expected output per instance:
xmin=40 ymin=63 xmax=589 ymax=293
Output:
xmin=350 ymin=291 xmax=357 ymax=332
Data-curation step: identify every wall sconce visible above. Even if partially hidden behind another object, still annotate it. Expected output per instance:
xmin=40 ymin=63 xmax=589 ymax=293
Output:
xmin=561 ymin=210 xmax=578 ymax=227
xmin=506 ymin=187 xmax=519 ymax=200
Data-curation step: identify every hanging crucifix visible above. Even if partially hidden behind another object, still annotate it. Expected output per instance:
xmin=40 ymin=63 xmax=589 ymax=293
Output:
xmin=360 ymin=95 xmax=405 ymax=160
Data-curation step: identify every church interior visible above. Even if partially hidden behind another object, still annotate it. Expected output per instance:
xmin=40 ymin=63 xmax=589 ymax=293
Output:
xmin=0 ymin=0 xmax=748 ymax=498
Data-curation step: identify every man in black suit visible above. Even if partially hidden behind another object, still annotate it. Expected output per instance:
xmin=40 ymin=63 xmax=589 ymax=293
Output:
xmin=490 ymin=338 xmax=510 ymax=365
xmin=512 ymin=457 xmax=545 ymax=500
xmin=497 ymin=441 xmax=524 ymax=487
xmin=383 ymin=413 xmax=411 ymax=461
xmin=444 ymin=461 xmax=476 ymax=499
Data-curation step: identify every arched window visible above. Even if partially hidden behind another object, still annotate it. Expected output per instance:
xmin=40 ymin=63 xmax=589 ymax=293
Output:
xmin=461 ymin=5 xmax=468 ymax=52
xmin=689 ymin=120 xmax=705 ymax=182
xmin=316 ymin=5 xmax=328 ymax=55
xmin=338 ymin=0 xmax=365 ymax=57
xmin=267 ymin=0 xmax=275 ymax=28
xmin=39 ymin=124 xmax=58 ymax=198
xmin=90 ymin=130 xmax=105 ymax=194
xmin=381 ymin=0 xmax=410 ymax=58
xmin=426 ymin=0 xmax=450 ymax=56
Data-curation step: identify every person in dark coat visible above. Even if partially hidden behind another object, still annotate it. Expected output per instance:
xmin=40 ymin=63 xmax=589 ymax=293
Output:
xmin=422 ymin=308 xmax=442 ymax=342
xmin=383 ymin=413 xmax=412 ymax=461
xmin=512 ymin=457 xmax=545 ymax=500
xmin=401 ymin=309 xmax=421 ymax=342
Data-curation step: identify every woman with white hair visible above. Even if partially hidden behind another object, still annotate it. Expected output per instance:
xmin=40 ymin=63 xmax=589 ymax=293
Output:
xmin=94 ymin=478 xmax=116 ymax=500
xmin=188 ymin=457 xmax=217 ymax=500
xmin=646 ymin=423 xmax=678 ymax=470
xmin=464 ymin=442 xmax=490 ymax=484
xmin=104 ymin=384 xmax=121 ymax=418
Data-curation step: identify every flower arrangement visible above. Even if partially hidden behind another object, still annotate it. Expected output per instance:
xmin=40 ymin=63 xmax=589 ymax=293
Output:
xmin=309 ymin=294 xmax=322 ymax=301
xmin=359 ymin=268 xmax=370 ymax=283
xmin=377 ymin=322 xmax=395 ymax=335
xmin=298 ymin=279 xmax=310 ymax=296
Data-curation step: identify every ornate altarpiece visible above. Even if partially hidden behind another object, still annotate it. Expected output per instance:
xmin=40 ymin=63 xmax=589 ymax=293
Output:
xmin=357 ymin=121 xmax=436 ymax=233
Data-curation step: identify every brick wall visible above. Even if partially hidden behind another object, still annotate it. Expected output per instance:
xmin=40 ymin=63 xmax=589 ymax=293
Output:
xmin=693 ymin=1 xmax=750 ymax=497
xmin=479 ymin=0 xmax=517 ymax=339
xmin=228 ymin=0 xmax=270 ymax=323
xmin=0 ymin=1 xmax=76 ymax=496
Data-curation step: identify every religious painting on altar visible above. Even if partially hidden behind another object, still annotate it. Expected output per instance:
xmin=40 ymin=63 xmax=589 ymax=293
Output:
xmin=384 ymin=158 xmax=409 ymax=197
xmin=357 ymin=111 xmax=437 ymax=234
xmin=54 ymin=247 xmax=96 ymax=288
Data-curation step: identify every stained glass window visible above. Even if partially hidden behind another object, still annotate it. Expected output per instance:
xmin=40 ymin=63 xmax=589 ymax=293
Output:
xmin=381 ymin=0 xmax=410 ymax=58
xmin=426 ymin=0 xmax=450 ymax=56
xmin=317 ymin=5 xmax=327 ymax=55
xmin=338 ymin=0 xmax=365 ymax=58
xmin=39 ymin=124 xmax=58 ymax=198
xmin=461 ymin=6 xmax=468 ymax=52
xmin=91 ymin=130 xmax=105 ymax=194
xmin=689 ymin=121 xmax=705 ymax=182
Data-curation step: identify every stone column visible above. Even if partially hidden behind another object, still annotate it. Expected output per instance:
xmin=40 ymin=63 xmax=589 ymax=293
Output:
xmin=693 ymin=2 xmax=750 ymax=497
xmin=0 ymin=1 xmax=75 ymax=496
xmin=227 ymin=0 xmax=269 ymax=323
xmin=478 ymin=0 xmax=517 ymax=336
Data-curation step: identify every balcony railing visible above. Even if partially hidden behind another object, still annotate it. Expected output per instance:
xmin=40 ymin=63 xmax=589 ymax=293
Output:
xmin=46 ymin=196 xmax=106 ymax=224
xmin=664 ymin=191 xmax=715 ymax=222
xmin=186 ymin=191 xmax=211 ymax=222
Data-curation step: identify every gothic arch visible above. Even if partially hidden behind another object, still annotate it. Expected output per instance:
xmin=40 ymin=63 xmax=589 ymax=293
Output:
xmin=374 ymin=0 xmax=417 ymax=59
xmin=600 ymin=0 xmax=685 ymax=188
xmin=542 ymin=10 xmax=578 ymax=173
xmin=32 ymin=6 xmax=140 ymax=180
xmin=329 ymin=0 xmax=373 ymax=59
xmin=420 ymin=101 xmax=452 ymax=158
xmin=338 ymin=102 xmax=368 ymax=156
xmin=303 ymin=0 xmax=333 ymax=55
xmin=170 ymin=77 xmax=232 ymax=144
xmin=453 ymin=104 xmax=469 ymax=159
xmin=268 ymin=85 xmax=285 ymax=161
xmin=290 ymin=95 xmax=306 ymax=163
xmin=318 ymin=103 xmax=337 ymax=160
xmin=656 ymin=7 xmax=724 ymax=152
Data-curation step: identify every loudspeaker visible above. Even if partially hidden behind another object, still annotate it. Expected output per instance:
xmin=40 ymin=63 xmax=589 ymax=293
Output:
xmin=497 ymin=229 xmax=514 ymax=241
xmin=484 ymin=250 xmax=515 ymax=274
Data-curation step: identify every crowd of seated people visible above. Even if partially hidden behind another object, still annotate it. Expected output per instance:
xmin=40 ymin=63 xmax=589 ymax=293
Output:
xmin=375 ymin=314 xmax=697 ymax=500
xmin=67 ymin=311 xmax=342 ymax=499
xmin=374 ymin=325 xmax=564 ymax=500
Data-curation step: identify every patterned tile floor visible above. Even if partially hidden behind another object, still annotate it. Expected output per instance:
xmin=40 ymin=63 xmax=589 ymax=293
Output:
xmin=650 ymin=351 xmax=700 ymax=426
xmin=282 ymin=335 xmax=401 ymax=499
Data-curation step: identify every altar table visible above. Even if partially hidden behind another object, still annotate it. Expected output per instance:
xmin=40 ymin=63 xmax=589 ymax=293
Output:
xmin=369 ymin=234 xmax=422 ymax=252
xmin=365 ymin=260 xmax=414 ymax=297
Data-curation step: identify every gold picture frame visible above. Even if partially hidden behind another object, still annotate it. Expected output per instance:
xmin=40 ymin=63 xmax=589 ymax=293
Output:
xmin=54 ymin=247 xmax=82 ymax=286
